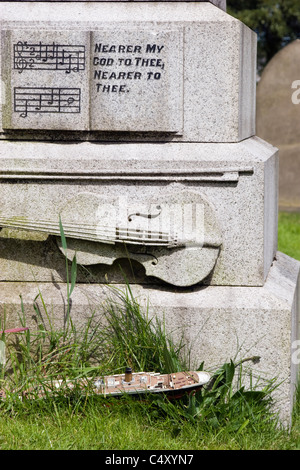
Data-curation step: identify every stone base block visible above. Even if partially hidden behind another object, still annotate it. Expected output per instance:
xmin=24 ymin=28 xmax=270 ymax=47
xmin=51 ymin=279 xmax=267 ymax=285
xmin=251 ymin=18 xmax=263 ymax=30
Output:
xmin=0 ymin=251 xmax=299 ymax=425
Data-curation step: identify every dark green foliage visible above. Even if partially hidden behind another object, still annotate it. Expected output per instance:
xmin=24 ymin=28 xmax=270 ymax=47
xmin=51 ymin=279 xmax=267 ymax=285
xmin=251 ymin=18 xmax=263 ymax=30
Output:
xmin=144 ymin=359 xmax=278 ymax=436
xmin=227 ymin=0 xmax=300 ymax=71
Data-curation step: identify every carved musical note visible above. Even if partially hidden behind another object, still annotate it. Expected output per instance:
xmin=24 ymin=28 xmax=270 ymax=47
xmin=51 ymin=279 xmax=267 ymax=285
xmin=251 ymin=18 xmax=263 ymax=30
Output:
xmin=13 ymin=41 xmax=85 ymax=73
xmin=47 ymin=88 xmax=54 ymax=105
xmin=19 ymin=99 xmax=28 ymax=118
xmin=34 ymin=94 xmax=42 ymax=111
xmin=14 ymin=87 xmax=81 ymax=117
xmin=67 ymin=97 xmax=75 ymax=106
xmin=41 ymin=42 xmax=56 ymax=62
xmin=59 ymin=49 xmax=71 ymax=74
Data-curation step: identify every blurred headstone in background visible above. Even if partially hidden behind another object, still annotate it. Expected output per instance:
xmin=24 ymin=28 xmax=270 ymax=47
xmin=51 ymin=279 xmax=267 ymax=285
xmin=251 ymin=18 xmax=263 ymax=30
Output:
xmin=256 ymin=40 xmax=300 ymax=212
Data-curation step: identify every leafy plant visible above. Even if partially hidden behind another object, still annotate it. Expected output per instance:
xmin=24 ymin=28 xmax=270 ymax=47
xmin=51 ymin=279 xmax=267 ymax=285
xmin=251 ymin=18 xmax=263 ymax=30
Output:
xmin=188 ymin=359 xmax=277 ymax=430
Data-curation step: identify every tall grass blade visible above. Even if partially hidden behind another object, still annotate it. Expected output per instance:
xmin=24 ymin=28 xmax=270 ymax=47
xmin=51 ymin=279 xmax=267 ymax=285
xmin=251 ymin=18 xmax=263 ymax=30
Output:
xmin=70 ymin=254 xmax=77 ymax=297
xmin=59 ymin=215 xmax=67 ymax=252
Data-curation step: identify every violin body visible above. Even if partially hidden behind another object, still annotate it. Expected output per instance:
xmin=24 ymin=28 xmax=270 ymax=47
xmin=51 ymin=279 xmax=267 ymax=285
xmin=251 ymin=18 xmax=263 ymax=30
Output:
xmin=57 ymin=190 xmax=222 ymax=286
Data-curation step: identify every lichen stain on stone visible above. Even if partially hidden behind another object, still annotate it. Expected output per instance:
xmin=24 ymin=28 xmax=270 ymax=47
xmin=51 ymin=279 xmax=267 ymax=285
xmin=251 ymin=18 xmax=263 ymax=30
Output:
xmin=0 ymin=227 xmax=48 ymax=241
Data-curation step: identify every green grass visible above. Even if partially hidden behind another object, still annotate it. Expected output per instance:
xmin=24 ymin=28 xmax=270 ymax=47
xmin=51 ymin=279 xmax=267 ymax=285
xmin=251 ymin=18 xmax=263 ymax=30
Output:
xmin=0 ymin=385 xmax=299 ymax=450
xmin=0 ymin=286 xmax=298 ymax=451
xmin=278 ymin=212 xmax=300 ymax=260
xmin=0 ymin=212 xmax=299 ymax=450
xmin=0 ymin=395 xmax=298 ymax=450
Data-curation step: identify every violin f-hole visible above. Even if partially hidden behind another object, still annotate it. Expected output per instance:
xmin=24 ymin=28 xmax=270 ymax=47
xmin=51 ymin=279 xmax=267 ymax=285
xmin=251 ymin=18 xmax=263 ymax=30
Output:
xmin=128 ymin=205 xmax=162 ymax=222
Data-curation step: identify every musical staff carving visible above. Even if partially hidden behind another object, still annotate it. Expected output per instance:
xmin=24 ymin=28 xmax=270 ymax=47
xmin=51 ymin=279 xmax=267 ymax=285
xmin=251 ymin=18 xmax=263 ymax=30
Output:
xmin=14 ymin=87 xmax=81 ymax=117
xmin=14 ymin=41 xmax=85 ymax=74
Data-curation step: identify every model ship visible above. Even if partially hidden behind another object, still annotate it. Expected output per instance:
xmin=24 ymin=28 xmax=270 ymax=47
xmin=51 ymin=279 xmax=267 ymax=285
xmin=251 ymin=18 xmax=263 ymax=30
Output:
xmin=48 ymin=368 xmax=211 ymax=399
xmin=91 ymin=369 xmax=211 ymax=398
xmin=0 ymin=365 xmax=210 ymax=400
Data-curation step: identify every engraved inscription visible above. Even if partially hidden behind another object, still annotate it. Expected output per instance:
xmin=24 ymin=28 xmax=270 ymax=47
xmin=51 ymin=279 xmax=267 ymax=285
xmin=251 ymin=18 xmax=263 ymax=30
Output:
xmin=90 ymin=30 xmax=183 ymax=132
xmin=14 ymin=41 xmax=86 ymax=74
xmin=14 ymin=87 xmax=81 ymax=118
xmin=93 ymin=42 xmax=166 ymax=94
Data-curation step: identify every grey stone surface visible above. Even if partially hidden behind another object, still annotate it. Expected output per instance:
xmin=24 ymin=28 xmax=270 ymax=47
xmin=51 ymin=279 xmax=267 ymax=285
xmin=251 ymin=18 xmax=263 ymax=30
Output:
xmin=0 ymin=1 xmax=255 ymax=142
xmin=0 ymin=251 xmax=298 ymax=425
xmin=15 ymin=1 xmax=226 ymax=10
xmin=90 ymin=29 xmax=183 ymax=133
xmin=0 ymin=136 xmax=278 ymax=287
xmin=256 ymin=40 xmax=300 ymax=211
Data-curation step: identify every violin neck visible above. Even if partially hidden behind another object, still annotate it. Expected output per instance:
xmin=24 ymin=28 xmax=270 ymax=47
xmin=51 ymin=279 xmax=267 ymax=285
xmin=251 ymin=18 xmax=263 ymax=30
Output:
xmin=0 ymin=216 xmax=177 ymax=247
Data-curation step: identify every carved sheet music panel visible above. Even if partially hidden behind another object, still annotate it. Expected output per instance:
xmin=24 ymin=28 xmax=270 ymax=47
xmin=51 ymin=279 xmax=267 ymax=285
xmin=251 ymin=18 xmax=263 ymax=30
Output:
xmin=2 ymin=29 xmax=90 ymax=130
xmin=1 ymin=28 xmax=183 ymax=133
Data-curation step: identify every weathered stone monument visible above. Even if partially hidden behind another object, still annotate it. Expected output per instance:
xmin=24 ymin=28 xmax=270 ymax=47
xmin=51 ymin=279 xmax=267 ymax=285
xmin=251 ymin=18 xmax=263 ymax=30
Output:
xmin=257 ymin=40 xmax=300 ymax=211
xmin=0 ymin=1 xmax=299 ymax=425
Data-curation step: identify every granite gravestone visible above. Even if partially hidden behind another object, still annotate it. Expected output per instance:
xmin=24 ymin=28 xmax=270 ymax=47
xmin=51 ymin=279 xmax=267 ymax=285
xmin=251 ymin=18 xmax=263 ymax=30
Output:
xmin=256 ymin=40 xmax=300 ymax=211
xmin=0 ymin=1 xmax=299 ymax=426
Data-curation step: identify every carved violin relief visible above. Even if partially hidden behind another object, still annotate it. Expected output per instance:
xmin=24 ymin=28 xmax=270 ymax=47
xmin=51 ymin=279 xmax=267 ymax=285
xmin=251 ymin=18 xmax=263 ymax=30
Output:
xmin=0 ymin=190 xmax=222 ymax=287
